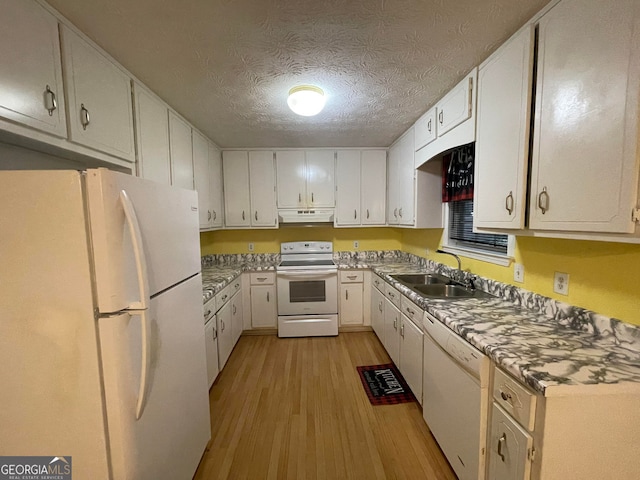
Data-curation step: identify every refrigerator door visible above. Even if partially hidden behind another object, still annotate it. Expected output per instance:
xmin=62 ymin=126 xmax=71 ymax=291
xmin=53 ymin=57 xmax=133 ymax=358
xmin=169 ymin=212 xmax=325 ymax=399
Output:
xmin=99 ymin=273 xmax=210 ymax=480
xmin=86 ymin=168 xmax=200 ymax=314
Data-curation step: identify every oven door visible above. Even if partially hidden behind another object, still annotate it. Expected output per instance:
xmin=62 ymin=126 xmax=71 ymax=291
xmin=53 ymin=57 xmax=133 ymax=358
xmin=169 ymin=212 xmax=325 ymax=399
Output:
xmin=276 ymin=269 xmax=338 ymax=316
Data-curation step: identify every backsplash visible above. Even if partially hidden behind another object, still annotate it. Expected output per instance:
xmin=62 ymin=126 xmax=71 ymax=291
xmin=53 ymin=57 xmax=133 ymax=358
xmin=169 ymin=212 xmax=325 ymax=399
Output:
xmin=201 ymin=253 xmax=280 ymax=267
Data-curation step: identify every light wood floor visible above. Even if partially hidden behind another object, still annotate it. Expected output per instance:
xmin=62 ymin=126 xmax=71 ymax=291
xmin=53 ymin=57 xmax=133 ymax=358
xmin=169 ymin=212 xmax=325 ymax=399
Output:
xmin=194 ymin=332 xmax=456 ymax=480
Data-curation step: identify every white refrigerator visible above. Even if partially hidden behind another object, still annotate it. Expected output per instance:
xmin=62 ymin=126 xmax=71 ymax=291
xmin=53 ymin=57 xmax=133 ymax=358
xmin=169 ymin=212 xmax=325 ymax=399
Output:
xmin=0 ymin=169 xmax=211 ymax=479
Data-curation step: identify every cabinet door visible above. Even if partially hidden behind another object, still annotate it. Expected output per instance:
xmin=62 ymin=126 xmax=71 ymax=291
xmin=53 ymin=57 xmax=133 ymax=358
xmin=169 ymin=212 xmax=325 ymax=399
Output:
xmin=231 ymin=291 xmax=243 ymax=346
xmin=222 ymin=151 xmax=251 ymax=227
xmin=414 ymin=107 xmax=437 ymax=151
xmin=216 ymin=301 xmax=233 ymax=370
xmin=400 ymin=315 xmax=423 ymax=404
xmin=436 ymin=72 xmax=474 ymax=137
xmin=276 ymin=150 xmax=306 ymax=208
xmin=134 ymin=84 xmax=171 ymax=185
xmin=530 ymin=0 xmax=639 ymax=233
xmin=61 ymin=26 xmax=135 ymax=161
xmin=168 ymin=112 xmax=193 ymax=189
xmin=488 ymin=403 xmax=533 ymax=480
xmin=335 ymin=150 xmax=361 ymax=226
xmin=249 ymin=151 xmax=277 ymax=227
xmin=383 ymin=299 xmax=401 ymax=365
xmin=370 ymin=286 xmax=385 ymax=343
xmin=208 ymin=143 xmax=224 ymax=228
xmin=396 ymin=128 xmax=416 ymax=226
xmin=192 ymin=130 xmax=211 ymax=228
xmin=0 ymin=0 xmax=67 ymax=137
xmin=339 ymin=283 xmax=363 ymax=325
xmin=474 ymin=27 xmax=534 ymax=230
xmin=250 ymin=285 xmax=277 ymax=328
xmin=387 ymin=141 xmax=401 ymax=225
xmin=305 ymin=150 xmax=335 ymax=207
xmin=204 ymin=319 xmax=219 ymax=388
xmin=361 ymin=150 xmax=387 ymax=225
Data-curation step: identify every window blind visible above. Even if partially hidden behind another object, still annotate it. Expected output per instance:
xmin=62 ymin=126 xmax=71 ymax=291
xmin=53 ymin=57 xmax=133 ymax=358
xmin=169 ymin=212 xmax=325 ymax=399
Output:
xmin=449 ymin=200 xmax=508 ymax=254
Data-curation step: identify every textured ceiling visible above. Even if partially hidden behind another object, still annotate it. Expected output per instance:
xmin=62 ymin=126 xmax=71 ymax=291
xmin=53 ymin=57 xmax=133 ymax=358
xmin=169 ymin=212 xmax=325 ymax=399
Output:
xmin=46 ymin=0 xmax=551 ymax=148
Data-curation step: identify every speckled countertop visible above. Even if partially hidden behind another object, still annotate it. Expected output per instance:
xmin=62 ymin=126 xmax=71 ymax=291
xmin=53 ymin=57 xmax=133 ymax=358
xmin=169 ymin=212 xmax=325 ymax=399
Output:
xmin=201 ymin=251 xmax=640 ymax=397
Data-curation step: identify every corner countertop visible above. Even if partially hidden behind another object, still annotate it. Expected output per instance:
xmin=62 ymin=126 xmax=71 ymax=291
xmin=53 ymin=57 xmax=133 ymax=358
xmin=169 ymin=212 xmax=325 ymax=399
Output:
xmin=200 ymin=253 xmax=640 ymax=397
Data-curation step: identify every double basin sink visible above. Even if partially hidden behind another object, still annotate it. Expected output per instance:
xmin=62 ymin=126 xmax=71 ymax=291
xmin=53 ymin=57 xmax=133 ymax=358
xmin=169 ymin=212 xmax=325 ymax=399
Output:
xmin=390 ymin=273 xmax=494 ymax=299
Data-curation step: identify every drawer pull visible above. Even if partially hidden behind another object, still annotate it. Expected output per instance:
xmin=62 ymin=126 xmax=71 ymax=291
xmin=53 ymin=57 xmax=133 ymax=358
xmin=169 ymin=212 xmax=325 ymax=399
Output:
xmin=500 ymin=390 xmax=513 ymax=402
xmin=267 ymin=291 xmax=270 ymax=302
xmin=80 ymin=104 xmax=90 ymax=130
xmin=347 ymin=275 xmax=357 ymax=280
xmin=505 ymin=191 xmax=514 ymax=215
xmin=45 ymin=85 xmax=57 ymax=116
xmin=257 ymin=277 xmax=267 ymax=281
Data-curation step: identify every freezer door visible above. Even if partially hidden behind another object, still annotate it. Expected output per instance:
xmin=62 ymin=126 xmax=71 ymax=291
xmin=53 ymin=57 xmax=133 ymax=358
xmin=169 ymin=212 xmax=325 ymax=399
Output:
xmin=98 ymin=274 xmax=210 ymax=480
xmin=87 ymin=168 xmax=200 ymax=314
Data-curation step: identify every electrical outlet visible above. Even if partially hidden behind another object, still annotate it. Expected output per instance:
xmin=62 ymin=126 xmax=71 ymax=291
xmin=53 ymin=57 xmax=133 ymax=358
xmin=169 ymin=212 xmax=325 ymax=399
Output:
xmin=353 ymin=241 xmax=359 ymax=249
xmin=514 ymin=263 xmax=524 ymax=283
xmin=248 ymin=243 xmax=254 ymax=252
xmin=554 ymin=272 xmax=569 ymax=295
xmin=425 ymin=248 xmax=430 ymax=257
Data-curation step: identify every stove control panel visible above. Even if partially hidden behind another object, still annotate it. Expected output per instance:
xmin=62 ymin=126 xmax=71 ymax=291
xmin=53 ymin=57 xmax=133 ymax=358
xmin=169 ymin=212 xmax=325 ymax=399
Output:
xmin=280 ymin=241 xmax=333 ymax=254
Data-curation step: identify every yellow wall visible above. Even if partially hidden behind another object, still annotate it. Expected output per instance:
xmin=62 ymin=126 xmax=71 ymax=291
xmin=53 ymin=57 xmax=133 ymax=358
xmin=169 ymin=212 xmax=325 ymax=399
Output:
xmin=402 ymin=229 xmax=640 ymax=326
xmin=201 ymin=227 xmax=640 ymax=325
xmin=200 ymin=227 xmax=401 ymax=255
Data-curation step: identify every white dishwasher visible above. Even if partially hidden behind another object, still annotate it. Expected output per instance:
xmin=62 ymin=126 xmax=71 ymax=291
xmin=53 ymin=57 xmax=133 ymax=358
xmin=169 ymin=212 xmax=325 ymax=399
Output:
xmin=422 ymin=311 xmax=490 ymax=480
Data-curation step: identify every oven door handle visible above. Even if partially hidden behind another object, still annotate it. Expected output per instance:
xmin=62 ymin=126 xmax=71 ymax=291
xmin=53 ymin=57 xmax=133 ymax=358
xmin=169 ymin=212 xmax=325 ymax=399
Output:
xmin=277 ymin=269 xmax=337 ymax=279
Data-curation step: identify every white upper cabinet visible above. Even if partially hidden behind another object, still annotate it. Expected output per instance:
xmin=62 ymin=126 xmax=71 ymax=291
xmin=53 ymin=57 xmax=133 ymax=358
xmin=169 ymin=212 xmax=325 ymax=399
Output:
xmin=0 ymin=0 xmax=67 ymax=137
xmin=249 ymin=151 xmax=277 ymax=227
xmin=223 ymin=150 xmax=277 ymax=228
xmin=222 ymin=151 xmax=251 ymax=227
xmin=474 ymin=26 xmax=534 ymax=229
xmin=335 ymin=150 xmax=361 ymax=226
xmin=192 ymin=130 xmax=211 ymax=228
xmin=436 ymin=74 xmax=474 ymax=137
xmin=208 ymin=143 xmax=224 ymax=229
xmin=529 ymin=0 xmax=639 ymax=233
xmin=414 ymin=107 xmax=437 ymax=151
xmin=168 ymin=111 xmax=193 ymax=190
xmin=361 ymin=150 xmax=387 ymax=225
xmin=388 ymin=128 xmax=416 ymax=226
xmin=60 ymin=25 xmax=135 ymax=162
xmin=276 ymin=150 xmax=335 ymax=208
xmin=133 ymin=83 xmax=171 ymax=185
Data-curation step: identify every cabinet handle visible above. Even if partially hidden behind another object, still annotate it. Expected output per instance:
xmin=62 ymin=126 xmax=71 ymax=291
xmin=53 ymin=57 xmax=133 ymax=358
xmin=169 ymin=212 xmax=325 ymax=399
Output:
xmin=346 ymin=290 xmax=349 ymax=300
xmin=208 ymin=210 xmax=212 ymax=221
xmin=257 ymin=277 xmax=267 ymax=281
xmin=212 ymin=210 xmax=217 ymax=221
xmin=393 ymin=208 xmax=398 ymax=218
xmin=347 ymin=275 xmax=357 ymax=280
xmin=80 ymin=104 xmax=90 ymax=130
xmin=379 ymin=301 xmax=383 ymax=312
xmin=255 ymin=211 xmax=258 ymax=221
xmin=222 ymin=294 xmax=228 ymax=302
xmin=234 ymin=283 xmax=240 ymax=289
xmin=366 ymin=209 xmax=370 ymax=219
xmin=267 ymin=291 xmax=270 ymax=302
xmin=354 ymin=209 xmax=357 ymax=219
xmin=505 ymin=191 xmax=514 ymax=215
xmin=427 ymin=118 xmax=432 ymax=133
xmin=500 ymin=390 xmax=513 ymax=402
xmin=213 ymin=326 xmax=217 ymax=340
xmin=298 ymin=193 xmax=302 ymax=203
xmin=205 ymin=309 xmax=211 ymax=317
xmin=400 ymin=323 xmax=404 ymax=338
xmin=44 ymin=85 xmax=57 ymax=116
xmin=438 ymin=110 xmax=443 ymax=125
xmin=406 ymin=307 xmax=415 ymax=316
xmin=233 ymin=304 xmax=236 ymax=314
xmin=497 ymin=433 xmax=506 ymax=462
xmin=538 ymin=187 xmax=549 ymax=214
xmin=398 ymin=208 xmax=403 ymax=218
xmin=311 ymin=192 xmax=314 ymax=203
xmin=393 ymin=318 xmax=397 ymax=330
xmin=242 ymin=210 xmax=245 ymax=221
xmin=221 ymin=320 xmax=225 ymax=332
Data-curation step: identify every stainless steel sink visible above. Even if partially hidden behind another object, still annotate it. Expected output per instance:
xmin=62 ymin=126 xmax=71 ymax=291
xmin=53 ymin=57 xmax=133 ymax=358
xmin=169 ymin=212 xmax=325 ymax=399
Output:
xmin=392 ymin=273 xmax=449 ymax=285
xmin=413 ymin=284 xmax=475 ymax=298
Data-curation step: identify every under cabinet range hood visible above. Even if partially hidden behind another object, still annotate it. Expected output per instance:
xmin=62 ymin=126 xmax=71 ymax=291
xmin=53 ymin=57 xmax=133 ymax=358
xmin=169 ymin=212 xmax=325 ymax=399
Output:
xmin=278 ymin=209 xmax=335 ymax=225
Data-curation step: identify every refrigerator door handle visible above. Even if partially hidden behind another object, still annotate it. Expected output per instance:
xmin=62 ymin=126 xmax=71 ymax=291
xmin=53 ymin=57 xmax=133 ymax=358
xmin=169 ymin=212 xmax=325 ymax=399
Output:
xmin=135 ymin=309 xmax=152 ymax=420
xmin=120 ymin=190 xmax=150 ymax=309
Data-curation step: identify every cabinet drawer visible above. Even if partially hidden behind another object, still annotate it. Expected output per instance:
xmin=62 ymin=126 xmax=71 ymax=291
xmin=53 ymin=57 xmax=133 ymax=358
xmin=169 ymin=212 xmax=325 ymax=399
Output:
xmin=340 ymin=270 xmax=363 ymax=283
xmin=384 ymin=283 xmax=401 ymax=308
xmin=230 ymin=277 xmax=242 ymax=295
xmin=215 ymin=284 xmax=233 ymax=310
xmin=400 ymin=296 xmax=422 ymax=324
xmin=372 ymin=274 xmax=385 ymax=292
xmin=250 ymin=272 xmax=275 ymax=285
xmin=493 ymin=367 xmax=537 ymax=431
xmin=204 ymin=297 xmax=216 ymax=323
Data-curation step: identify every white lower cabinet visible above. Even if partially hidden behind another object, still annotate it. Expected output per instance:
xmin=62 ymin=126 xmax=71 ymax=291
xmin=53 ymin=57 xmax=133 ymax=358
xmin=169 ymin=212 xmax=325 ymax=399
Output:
xmin=488 ymin=403 xmax=533 ymax=480
xmin=216 ymin=300 xmax=233 ymax=370
xmin=383 ymin=296 xmax=401 ymax=366
xmin=370 ymin=284 xmax=385 ymax=343
xmin=204 ymin=321 xmax=219 ymax=388
xmin=399 ymin=313 xmax=423 ymax=404
xmin=339 ymin=270 xmax=364 ymax=326
xmin=231 ymin=290 xmax=243 ymax=345
xmin=249 ymin=272 xmax=277 ymax=328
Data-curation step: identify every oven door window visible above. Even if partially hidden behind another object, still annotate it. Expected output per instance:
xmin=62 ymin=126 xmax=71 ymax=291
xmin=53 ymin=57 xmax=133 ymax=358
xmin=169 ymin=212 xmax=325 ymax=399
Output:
xmin=289 ymin=280 xmax=326 ymax=303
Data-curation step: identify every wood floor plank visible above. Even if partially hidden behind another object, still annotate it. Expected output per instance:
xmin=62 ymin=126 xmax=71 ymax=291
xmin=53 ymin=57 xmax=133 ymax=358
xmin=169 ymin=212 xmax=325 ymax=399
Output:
xmin=193 ymin=332 xmax=456 ymax=480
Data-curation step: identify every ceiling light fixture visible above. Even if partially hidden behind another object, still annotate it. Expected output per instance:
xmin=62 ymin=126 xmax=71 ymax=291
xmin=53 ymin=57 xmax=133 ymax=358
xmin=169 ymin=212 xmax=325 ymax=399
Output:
xmin=287 ymin=85 xmax=325 ymax=116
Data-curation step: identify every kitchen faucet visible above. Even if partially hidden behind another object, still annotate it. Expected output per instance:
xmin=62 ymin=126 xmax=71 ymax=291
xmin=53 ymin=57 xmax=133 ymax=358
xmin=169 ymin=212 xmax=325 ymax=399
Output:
xmin=435 ymin=249 xmax=462 ymax=284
